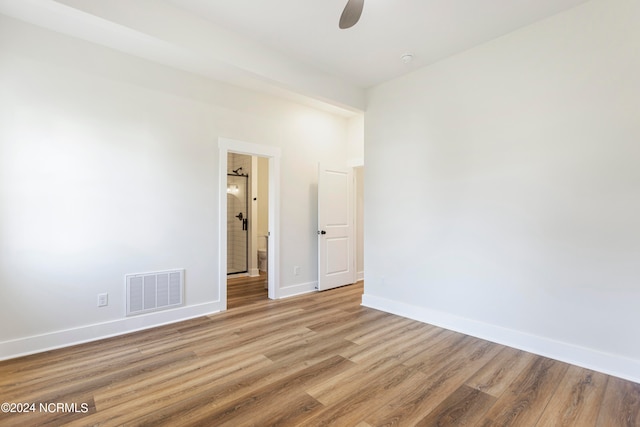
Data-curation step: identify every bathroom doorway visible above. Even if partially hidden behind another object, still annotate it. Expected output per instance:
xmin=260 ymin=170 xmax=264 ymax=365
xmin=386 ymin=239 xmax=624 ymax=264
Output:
xmin=218 ymin=138 xmax=280 ymax=310
xmin=226 ymin=153 xmax=270 ymax=281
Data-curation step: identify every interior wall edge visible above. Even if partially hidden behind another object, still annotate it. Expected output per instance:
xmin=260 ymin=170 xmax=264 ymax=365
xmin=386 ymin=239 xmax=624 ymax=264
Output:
xmin=0 ymin=302 xmax=221 ymax=361
xmin=361 ymin=293 xmax=640 ymax=385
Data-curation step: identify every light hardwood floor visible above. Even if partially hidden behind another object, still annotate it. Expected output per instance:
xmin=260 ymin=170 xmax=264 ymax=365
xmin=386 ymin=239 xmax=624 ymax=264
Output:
xmin=227 ymin=273 xmax=268 ymax=309
xmin=1 ymin=281 xmax=639 ymax=426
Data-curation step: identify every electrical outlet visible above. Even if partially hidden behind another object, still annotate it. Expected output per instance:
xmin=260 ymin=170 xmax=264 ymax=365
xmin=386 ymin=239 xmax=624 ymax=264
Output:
xmin=294 ymin=266 xmax=300 ymax=276
xmin=97 ymin=293 xmax=108 ymax=307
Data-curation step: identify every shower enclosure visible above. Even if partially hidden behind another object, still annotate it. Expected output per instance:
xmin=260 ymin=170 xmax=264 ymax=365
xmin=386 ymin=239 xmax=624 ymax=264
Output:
xmin=227 ymin=168 xmax=249 ymax=275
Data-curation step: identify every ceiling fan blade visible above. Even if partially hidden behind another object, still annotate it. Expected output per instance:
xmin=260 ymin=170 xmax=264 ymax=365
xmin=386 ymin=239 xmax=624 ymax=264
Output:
xmin=339 ymin=0 xmax=364 ymax=29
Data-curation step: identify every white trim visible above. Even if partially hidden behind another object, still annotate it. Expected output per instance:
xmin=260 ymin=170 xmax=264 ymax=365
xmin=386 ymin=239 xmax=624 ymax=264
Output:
xmin=361 ymin=293 xmax=640 ymax=384
xmin=219 ymin=137 xmax=281 ymax=304
xmin=0 ymin=302 xmax=220 ymax=361
xmin=278 ymin=281 xmax=318 ymax=299
xmin=354 ymin=166 xmax=364 ymax=285
xmin=249 ymin=156 xmax=259 ymax=278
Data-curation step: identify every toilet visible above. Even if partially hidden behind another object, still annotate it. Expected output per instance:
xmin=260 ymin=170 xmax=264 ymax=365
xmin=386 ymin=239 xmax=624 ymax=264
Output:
xmin=258 ymin=235 xmax=268 ymax=273
xmin=258 ymin=248 xmax=268 ymax=272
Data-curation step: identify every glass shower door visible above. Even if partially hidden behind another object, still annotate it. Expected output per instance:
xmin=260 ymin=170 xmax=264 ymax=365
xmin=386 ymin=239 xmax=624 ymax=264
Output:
xmin=227 ymin=174 xmax=248 ymax=274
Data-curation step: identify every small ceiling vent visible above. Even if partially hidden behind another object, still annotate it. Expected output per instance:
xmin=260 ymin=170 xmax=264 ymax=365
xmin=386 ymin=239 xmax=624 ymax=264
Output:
xmin=126 ymin=269 xmax=184 ymax=316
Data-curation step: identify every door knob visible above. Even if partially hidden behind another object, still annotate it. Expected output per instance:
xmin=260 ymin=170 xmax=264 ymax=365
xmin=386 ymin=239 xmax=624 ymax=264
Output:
xmin=318 ymin=230 xmax=327 ymax=235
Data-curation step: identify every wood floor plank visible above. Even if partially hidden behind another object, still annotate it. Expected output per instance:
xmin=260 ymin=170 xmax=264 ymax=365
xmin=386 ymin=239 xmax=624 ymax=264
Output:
xmin=480 ymin=356 xmax=569 ymax=426
xmin=465 ymin=346 xmax=536 ymax=398
xmin=401 ymin=331 xmax=471 ymax=372
xmin=3 ymin=349 xmax=198 ymax=403
xmin=415 ymin=384 xmax=497 ymax=426
xmin=1 ymin=280 xmax=639 ymax=427
xmin=342 ymin=311 xmax=415 ymax=344
xmin=227 ymin=273 xmax=268 ymax=309
xmin=92 ymin=353 xmax=273 ymax=413
xmin=130 ymin=354 xmax=353 ymax=426
xmin=304 ymin=364 xmax=428 ymax=426
xmin=339 ymin=321 xmax=441 ymax=366
xmin=264 ymin=329 xmax=359 ymax=366
xmin=535 ymin=365 xmax=608 ymax=427
xmin=596 ymin=375 xmax=640 ymax=427
xmin=193 ymin=326 xmax=316 ymax=359
xmin=307 ymin=356 xmax=407 ymax=406
xmin=305 ymin=306 xmax=386 ymax=335
xmin=77 ymin=355 xmax=276 ymax=426
xmin=365 ymin=338 xmax=501 ymax=426
xmin=0 ymin=341 xmax=146 ymax=387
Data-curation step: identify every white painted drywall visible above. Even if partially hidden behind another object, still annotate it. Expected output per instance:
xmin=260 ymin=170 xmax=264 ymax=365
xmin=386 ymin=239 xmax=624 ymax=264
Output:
xmin=347 ymin=115 xmax=364 ymax=167
xmin=0 ymin=14 xmax=348 ymax=357
xmin=364 ymin=0 xmax=640 ymax=382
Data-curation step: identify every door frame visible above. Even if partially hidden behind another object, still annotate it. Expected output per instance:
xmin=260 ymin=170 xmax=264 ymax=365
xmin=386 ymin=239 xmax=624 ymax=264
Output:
xmin=218 ymin=137 xmax=281 ymax=309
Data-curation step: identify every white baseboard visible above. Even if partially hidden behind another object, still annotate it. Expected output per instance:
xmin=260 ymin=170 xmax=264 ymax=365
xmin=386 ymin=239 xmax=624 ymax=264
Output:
xmin=0 ymin=302 xmax=221 ymax=361
xmin=248 ymin=268 xmax=260 ymax=277
xmin=357 ymin=271 xmax=364 ymax=282
xmin=361 ymin=293 xmax=640 ymax=384
xmin=278 ymin=281 xmax=317 ymax=299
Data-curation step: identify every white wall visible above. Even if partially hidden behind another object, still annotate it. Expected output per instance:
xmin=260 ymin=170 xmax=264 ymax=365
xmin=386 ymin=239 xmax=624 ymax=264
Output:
xmin=363 ymin=0 xmax=640 ymax=383
xmin=347 ymin=115 xmax=364 ymax=167
xmin=0 ymin=14 xmax=348 ymax=358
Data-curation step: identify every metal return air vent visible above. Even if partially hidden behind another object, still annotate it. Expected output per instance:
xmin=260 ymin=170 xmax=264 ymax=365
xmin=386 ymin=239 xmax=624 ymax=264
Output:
xmin=126 ymin=269 xmax=184 ymax=316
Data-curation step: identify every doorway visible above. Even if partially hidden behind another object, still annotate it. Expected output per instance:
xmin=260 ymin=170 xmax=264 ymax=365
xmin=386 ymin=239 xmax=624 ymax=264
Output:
xmin=218 ymin=138 xmax=281 ymax=310
xmin=226 ymin=153 xmax=270 ymax=309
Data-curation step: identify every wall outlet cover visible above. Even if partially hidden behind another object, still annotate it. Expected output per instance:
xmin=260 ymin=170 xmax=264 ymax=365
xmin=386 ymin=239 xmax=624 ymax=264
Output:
xmin=98 ymin=293 xmax=108 ymax=307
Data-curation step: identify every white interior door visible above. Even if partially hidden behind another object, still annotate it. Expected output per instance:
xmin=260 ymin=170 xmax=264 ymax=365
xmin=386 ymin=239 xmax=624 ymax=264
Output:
xmin=318 ymin=164 xmax=355 ymax=291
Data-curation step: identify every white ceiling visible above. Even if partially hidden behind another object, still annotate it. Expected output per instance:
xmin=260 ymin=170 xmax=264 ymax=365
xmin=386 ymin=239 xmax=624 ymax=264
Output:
xmin=0 ymin=0 xmax=591 ymax=112
xmin=167 ymin=0 xmax=590 ymax=88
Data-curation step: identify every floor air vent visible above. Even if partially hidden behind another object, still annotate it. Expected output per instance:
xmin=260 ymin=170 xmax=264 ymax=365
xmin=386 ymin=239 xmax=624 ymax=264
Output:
xmin=126 ymin=269 xmax=184 ymax=316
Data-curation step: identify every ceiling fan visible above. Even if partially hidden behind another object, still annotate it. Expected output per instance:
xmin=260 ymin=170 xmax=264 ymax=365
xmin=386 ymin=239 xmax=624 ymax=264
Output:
xmin=339 ymin=0 xmax=364 ymax=29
